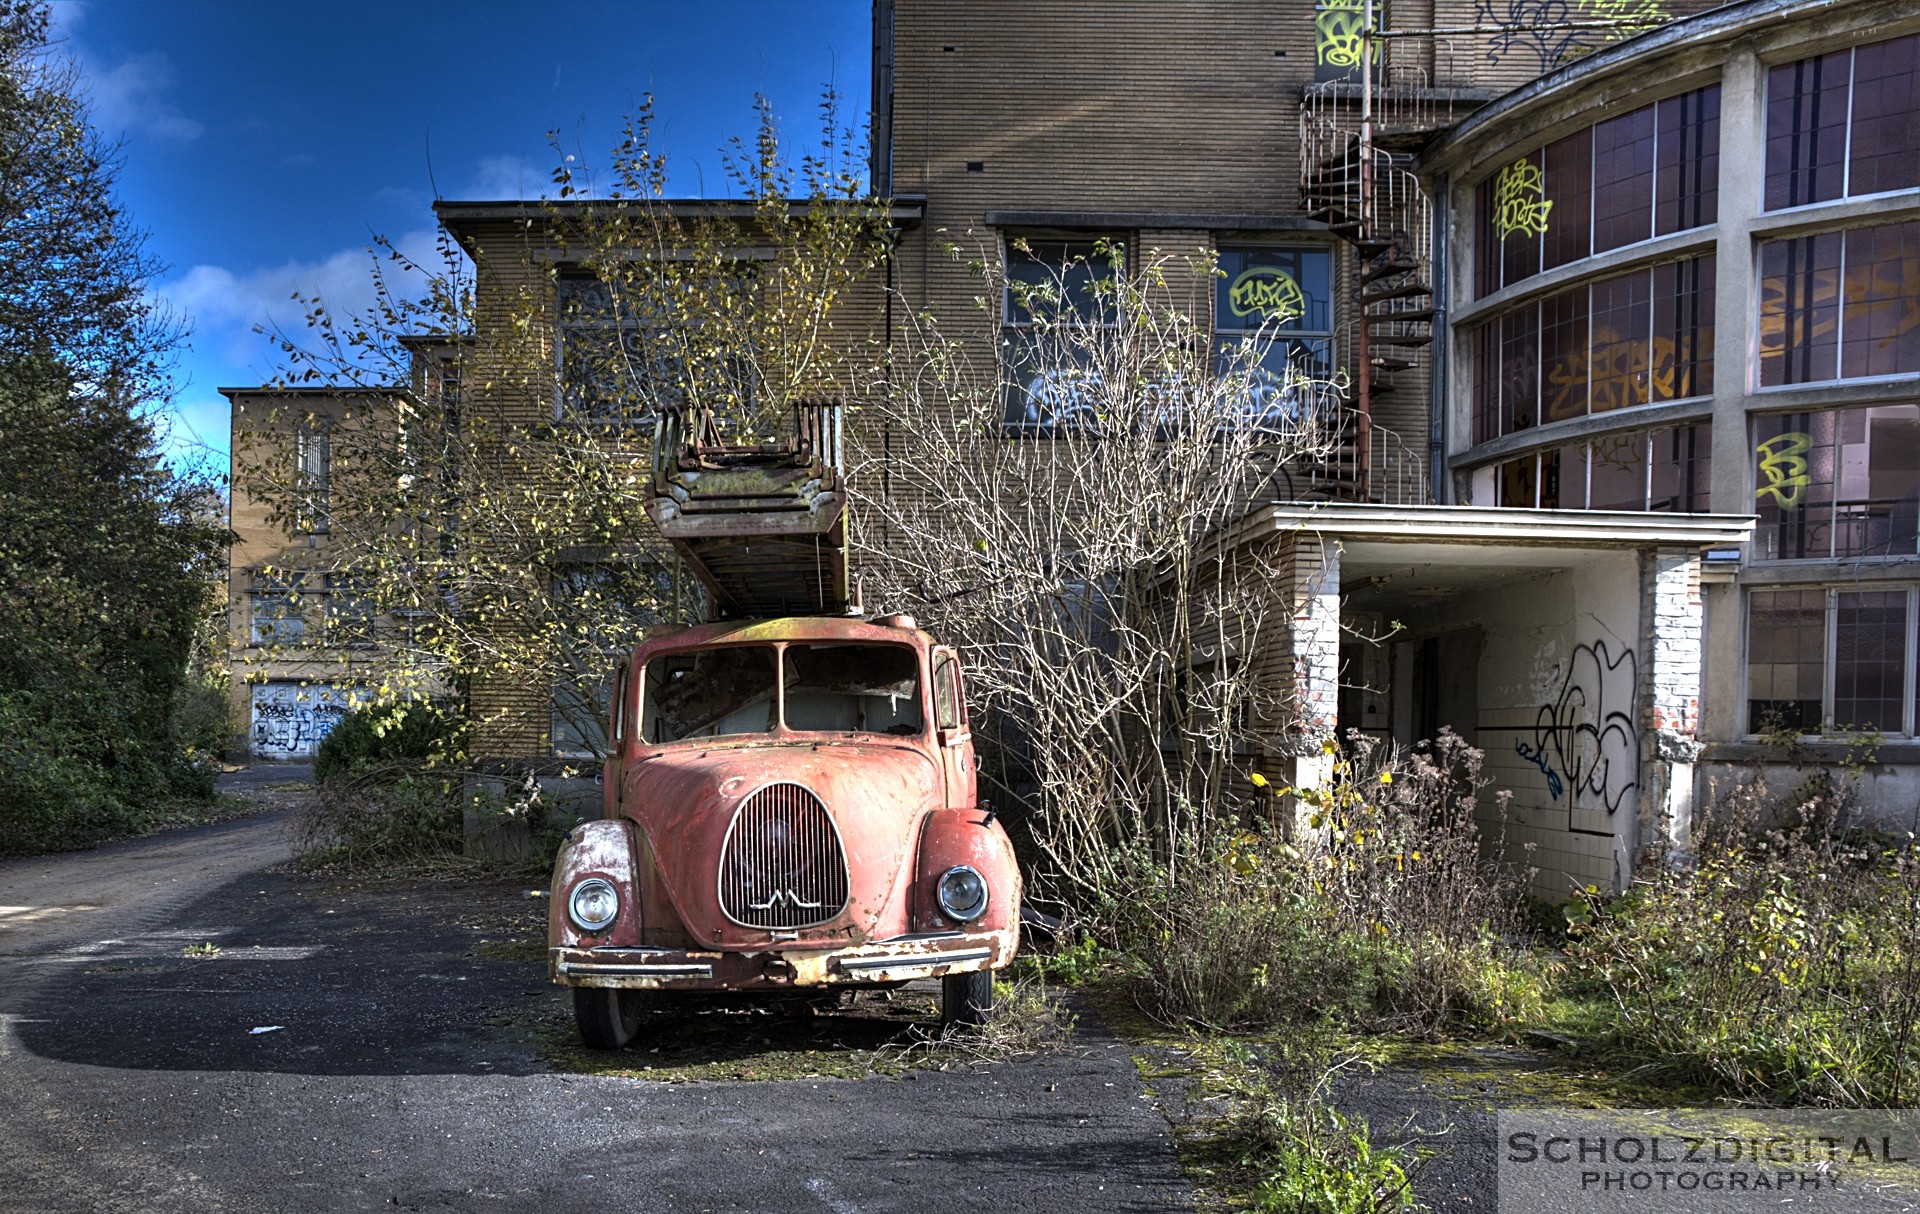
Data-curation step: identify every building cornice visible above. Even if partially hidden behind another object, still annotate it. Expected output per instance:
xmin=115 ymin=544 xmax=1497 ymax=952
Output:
xmin=1226 ymin=501 xmax=1756 ymax=549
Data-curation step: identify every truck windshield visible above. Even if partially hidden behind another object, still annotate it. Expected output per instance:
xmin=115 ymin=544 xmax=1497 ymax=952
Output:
xmin=783 ymin=643 xmax=924 ymax=735
xmin=642 ymin=646 xmax=777 ymax=742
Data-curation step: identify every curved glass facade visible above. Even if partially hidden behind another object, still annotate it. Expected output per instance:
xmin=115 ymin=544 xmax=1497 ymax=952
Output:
xmin=1449 ymin=12 xmax=1920 ymax=738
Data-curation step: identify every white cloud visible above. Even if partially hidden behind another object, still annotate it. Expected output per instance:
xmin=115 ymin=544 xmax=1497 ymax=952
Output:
xmin=84 ymin=49 xmax=204 ymax=142
xmin=464 ymin=153 xmax=549 ymax=200
xmin=44 ymin=5 xmax=203 ymax=143
xmin=159 ymin=227 xmax=462 ymax=367
xmin=43 ymin=0 xmax=87 ymax=39
xmin=148 ymin=228 xmax=471 ymax=465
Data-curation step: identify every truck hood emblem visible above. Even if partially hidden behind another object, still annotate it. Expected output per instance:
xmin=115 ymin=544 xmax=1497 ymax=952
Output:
xmin=748 ymin=888 xmax=823 ymax=912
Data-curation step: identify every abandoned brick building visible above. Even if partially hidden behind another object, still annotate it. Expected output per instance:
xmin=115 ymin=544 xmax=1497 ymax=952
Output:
xmin=227 ymin=0 xmax=1920 ymax=898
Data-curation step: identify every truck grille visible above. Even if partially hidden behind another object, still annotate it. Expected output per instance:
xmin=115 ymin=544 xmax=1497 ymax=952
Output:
xmin=717 ymin=782 xmax=849 ymax=929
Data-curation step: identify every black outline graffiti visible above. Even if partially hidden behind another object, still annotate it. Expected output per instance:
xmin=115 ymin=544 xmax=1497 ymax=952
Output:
xmin=1472 ymin=0 xmax=1666 ymax=75
xmin=1516 ymin=640 xmax=1639 ymax=816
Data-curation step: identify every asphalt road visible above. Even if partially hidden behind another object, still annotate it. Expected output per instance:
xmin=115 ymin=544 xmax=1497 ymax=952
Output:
xmin=0 ymin=797 xmax=1189 ymax=1214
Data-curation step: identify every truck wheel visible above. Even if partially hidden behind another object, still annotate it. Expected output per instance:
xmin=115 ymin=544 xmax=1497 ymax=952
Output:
xmin=573 ymin=987 xmax=642 ymax=1050
xmin=941 ymin=970 xmax=994 ymax=1027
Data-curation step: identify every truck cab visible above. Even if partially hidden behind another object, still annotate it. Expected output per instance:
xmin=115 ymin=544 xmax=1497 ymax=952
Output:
xmin=547 ymin=612 xmax=1021 ymax=1048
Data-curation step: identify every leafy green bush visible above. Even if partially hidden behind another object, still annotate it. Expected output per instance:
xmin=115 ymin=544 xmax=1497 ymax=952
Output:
xmin=1570 ymin=775 xmax=1920 ymax=1107
xmin=0 ymin=692 xmax=125 ymax=854
xmin=313 ymin=702 xmax=465 ymax=783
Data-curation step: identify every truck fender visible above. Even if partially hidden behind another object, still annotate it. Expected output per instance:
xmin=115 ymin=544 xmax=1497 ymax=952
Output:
xmin=548 ymin=818 xmax=642 ymax=949
xmin=911 ymin=808 xmax=1022 ymax=938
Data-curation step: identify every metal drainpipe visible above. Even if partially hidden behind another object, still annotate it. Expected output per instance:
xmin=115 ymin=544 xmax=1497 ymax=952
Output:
xmin=1357 ymin=0 xmax=1375 ymax=503
xmin=1429 ymin=171 xmax=1449 ymax=505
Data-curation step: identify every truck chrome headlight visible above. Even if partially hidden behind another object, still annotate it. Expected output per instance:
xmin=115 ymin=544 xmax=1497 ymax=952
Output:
xmin=937 ymin=865 xmax=989 ymax=923
xmin=568 ymin=877 xmax=620 ymax=932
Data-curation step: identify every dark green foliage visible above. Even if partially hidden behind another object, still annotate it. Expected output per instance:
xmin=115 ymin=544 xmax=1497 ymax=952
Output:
xmin=0 ymin=2 xmax=176 ymax=394
xmin=313 ymin=702 xmax=465 ymax=784
xmin=0 ymin=356 xmax=227 ymax=855
xmin=0 ymin=3 xmax=223 ymax=856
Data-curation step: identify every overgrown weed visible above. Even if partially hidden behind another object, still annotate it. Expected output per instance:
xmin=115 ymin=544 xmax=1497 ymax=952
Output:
xmin=1571 ymin=773 xmax=1920 ymax=1107
xmin=1185 ymin=1043 xmax=1430 ymax=1214
xmin=1103 ymin=731 xmax=1543 ymax=1039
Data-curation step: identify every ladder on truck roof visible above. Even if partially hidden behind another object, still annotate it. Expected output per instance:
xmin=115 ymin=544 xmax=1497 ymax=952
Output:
xmin=645 ymin=402 xmax=849 ymax=621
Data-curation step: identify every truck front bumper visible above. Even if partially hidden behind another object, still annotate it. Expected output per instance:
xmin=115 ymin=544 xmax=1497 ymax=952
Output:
xmin=550 ymin=927 xmax=1016 ymax=990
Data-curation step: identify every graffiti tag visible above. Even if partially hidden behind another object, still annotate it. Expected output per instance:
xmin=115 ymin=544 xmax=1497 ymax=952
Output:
xmin=1514 ymin=740 xmax=1564 ymax=798
xmin=1228 ymin=268 xmax=1305 ymax=324
xmin=1494 ymin=158 xmax=1553 ymax=241
xmin=1315 ymin=0 xmax=1368 ymax=70
xmin=1754 ymin=431 xmax=1813 ymax=510
xmin=251 ymin=684 xmax=363 ymax=760
xmin=1474 ymin=0 xmax=1670 ymax=74
xmin=1520 ymin=640 xmax=1639 ymax=815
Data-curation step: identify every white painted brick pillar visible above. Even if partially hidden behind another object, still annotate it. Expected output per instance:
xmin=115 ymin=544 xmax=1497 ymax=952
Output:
xmin=1639 ymin=545 xmax=1704 ymax=874
xmin=1270 ymin=531 xmax=1341 ymax=836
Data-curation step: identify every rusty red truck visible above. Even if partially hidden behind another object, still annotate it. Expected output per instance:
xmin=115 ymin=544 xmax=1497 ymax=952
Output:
xmin=547 ymin=405 xmax=1022 ymax=1048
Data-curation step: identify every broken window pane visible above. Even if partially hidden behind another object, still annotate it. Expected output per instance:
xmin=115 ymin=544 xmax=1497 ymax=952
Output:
xmin=643 ymin=646 xmax=778 ymax=742
xmin=783 ymin=643 xmax=924 ymax=735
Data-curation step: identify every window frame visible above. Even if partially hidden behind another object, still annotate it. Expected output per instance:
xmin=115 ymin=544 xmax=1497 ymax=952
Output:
xmin=1763 ymin=34 xmax=1920 ymax=212
xmin=1743 ymin=583 xmax=1919 ymax=739
xmin=1750 ymin=404 xmax=1920 ymax=563
xmin=1211 ymin=243 xmax=1338 ymax=419
xmin=999 ymin=235 xmax=1124 ymax=434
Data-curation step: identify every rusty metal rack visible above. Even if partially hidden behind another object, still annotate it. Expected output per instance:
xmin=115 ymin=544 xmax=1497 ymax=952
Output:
xmin=645 ymin=402 xmax=849 ymax=621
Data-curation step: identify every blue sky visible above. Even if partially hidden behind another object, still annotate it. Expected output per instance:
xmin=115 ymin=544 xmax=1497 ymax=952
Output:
xmin=48 ymin=0 xmax=872 ymax=469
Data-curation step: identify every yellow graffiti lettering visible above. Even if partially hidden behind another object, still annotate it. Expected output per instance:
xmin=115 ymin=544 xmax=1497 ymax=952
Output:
xmin=1755 ymin=432 xmax=1813 ymax=510
xmin=1316 ymin=0 xmax=1368 ymax=69
xmin=1494 ymin=158 xmax=1553 ymax=241
xmin=1228 ymin=268 xmax=1306 ymax=323
xmin=1582 ymin=0 xmax=1668 ymax=22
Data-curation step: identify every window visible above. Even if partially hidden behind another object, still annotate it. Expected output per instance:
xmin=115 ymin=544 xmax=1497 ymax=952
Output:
xmin=1747 ymin=586 xmax=1918 ymax=735
xmin=1589 ymin=271 xmax=1651 ymax=413
xmin=1213 ymin=246 xmax=1334 ymax=425
xmin=551 ymin=562 xmax=677 ymax=756
xmin=1765 ymin=35 xmax=1920 ymax=210
xmin=933 ymin=651 xmax=961 ymax=731
xmin=1758 ymin=221 xmax=1920 ymax=387
xmin=1477 ymin=86 xmax=1720 ymax=298
xmin=783 ymin=644 xmax=924 ymax=735
xmin=552 ymin=676 xmax=613 ymax=759
xmin=323 ymin=576 xmax=375 ymax=647
xmin=1492 ymin=422 xmax=1710 ymax=512
xmin=1753 ymin=406 xmax=1920 ymax=561
xmin=1002 ymin=238 xmax=1119 ymax=432
xmin=250 ymin=576 xmax=306 ymax=646
xmin=643 ymin=647 xmax=778 ymax=743
xmin=557 ymin=276 xmax=661 ymax=425
xmin=1471 ymin=256 xmax=1715 ymax=443
xmin=555 ymin=274 xmax=755 ymax=426
xmin=295 ymin=423 xmax=329 ymax=534
xmin=1592 ymin=106 xmax=1656 ymax=254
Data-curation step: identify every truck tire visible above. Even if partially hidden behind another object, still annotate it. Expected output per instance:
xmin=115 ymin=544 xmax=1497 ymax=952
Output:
xmin=941 ymin=970 xmax=994 ymax=1027
xmin=573 ymin=986 xmax=642 ymax=1049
